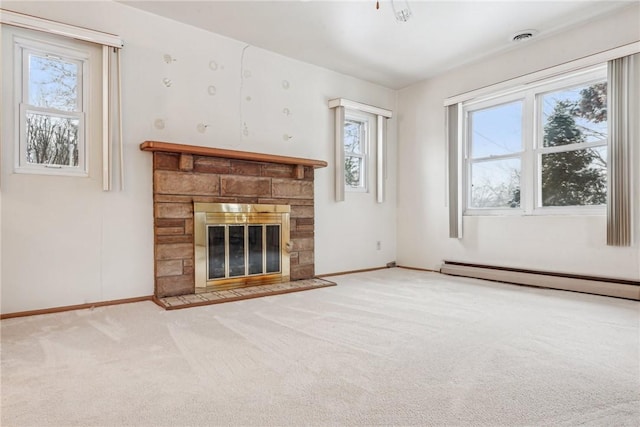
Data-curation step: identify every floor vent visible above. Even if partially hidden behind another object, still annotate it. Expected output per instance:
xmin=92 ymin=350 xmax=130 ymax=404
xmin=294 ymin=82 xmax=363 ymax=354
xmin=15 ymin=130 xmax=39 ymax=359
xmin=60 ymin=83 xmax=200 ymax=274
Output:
xmin=440 ymin=261 xmax=640 ymax=301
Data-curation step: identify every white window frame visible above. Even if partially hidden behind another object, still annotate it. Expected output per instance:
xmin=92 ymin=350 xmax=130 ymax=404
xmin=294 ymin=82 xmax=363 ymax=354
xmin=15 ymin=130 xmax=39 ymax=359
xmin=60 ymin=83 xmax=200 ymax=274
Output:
xmin=343 ymin=110 xmax=371 ymax=193
xmin=14 ymin=35 xmax=90 ymax=176
xmin=463 ymin=65 xmax=608 ymax=216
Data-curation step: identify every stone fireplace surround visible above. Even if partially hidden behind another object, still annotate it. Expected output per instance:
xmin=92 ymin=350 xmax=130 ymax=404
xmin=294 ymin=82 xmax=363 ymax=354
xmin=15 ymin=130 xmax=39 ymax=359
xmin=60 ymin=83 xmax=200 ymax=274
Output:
xmin=140 ymin=141 xmax=328 ymax=298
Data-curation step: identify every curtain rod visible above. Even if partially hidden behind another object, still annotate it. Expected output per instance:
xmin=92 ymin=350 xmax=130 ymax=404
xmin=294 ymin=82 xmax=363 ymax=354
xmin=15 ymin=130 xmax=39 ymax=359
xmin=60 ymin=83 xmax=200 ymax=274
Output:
xmin=444 ymin=41 xmax=639 ymax=106
xmin=0 ymin=9 xmax=123 ymax=48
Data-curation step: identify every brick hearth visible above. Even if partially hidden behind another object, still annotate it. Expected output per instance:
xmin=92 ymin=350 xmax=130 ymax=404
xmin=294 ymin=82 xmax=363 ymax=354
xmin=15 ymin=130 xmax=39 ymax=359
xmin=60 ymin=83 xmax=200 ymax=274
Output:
xmin=141 ymin=141 xmax=327 ymax=298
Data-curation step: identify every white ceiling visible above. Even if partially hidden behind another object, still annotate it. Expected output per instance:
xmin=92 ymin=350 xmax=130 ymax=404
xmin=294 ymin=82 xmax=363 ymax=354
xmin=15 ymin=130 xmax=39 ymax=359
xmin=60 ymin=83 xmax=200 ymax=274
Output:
xmin=121 ymin=1 xmax=634 ymax=89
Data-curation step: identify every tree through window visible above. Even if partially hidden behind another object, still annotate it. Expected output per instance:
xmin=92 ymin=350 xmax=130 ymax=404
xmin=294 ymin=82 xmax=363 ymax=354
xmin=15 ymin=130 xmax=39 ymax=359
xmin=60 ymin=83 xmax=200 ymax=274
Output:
xmin=539 ymin=84 xmax=607 ymax=207
xmin=16 ymin=37 xmax=88 ymax=174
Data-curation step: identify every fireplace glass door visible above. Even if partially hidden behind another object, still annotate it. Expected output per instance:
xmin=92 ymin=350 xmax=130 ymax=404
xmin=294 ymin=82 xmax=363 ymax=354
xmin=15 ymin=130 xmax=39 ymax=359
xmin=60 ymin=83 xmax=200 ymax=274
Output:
xmin=194 ymin=202 xmax=290 ymax=290
xmin=207 ymin=224 xmax=281 ymax=280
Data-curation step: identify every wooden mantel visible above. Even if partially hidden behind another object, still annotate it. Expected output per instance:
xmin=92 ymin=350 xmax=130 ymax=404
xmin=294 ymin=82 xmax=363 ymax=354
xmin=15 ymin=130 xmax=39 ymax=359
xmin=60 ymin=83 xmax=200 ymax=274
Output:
xmin=140 ymin=141 xmax=328 ymax=169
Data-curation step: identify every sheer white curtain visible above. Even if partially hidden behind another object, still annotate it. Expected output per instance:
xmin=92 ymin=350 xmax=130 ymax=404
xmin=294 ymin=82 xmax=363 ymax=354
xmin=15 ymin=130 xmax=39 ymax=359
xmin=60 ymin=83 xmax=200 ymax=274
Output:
xmin=607 ymin=53 xmax=638 ymax=246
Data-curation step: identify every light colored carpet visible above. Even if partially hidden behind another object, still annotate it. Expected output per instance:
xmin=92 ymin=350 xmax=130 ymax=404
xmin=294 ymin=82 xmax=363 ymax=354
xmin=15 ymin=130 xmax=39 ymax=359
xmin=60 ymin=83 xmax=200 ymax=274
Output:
xmin=1 ymin=268 xmax=639 ymax=426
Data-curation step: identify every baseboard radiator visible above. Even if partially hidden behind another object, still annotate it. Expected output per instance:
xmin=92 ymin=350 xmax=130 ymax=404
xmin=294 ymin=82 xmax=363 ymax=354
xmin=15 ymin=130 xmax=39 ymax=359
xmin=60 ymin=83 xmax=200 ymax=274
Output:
xmin=440 ymin=261 xmax=640 ymax=301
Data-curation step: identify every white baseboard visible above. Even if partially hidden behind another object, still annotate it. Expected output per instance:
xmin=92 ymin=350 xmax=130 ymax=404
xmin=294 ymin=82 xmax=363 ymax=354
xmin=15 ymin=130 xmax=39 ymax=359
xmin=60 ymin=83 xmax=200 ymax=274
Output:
xmin=440 ymin=262 xmax=640 ymax=301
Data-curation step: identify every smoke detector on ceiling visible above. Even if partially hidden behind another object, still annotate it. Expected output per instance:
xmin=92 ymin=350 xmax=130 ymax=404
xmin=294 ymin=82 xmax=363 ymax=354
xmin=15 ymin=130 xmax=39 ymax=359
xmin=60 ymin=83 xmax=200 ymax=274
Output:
xmin=510 ymin=29 xmax=539 ymax=42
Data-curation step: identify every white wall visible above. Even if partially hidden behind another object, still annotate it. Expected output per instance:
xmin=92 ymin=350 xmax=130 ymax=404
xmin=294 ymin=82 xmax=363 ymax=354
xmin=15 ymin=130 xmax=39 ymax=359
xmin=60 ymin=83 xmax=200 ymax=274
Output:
xmin=0 ymin=1 xmax=397 ymax=314
xmin=397 ymin=4 xmax=640 ymax=280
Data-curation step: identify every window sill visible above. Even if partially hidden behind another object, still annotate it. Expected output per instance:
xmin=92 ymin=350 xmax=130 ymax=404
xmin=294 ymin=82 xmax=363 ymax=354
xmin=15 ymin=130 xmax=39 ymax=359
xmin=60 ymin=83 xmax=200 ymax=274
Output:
xmin=15 ymin=166 xmax=88 ymax=178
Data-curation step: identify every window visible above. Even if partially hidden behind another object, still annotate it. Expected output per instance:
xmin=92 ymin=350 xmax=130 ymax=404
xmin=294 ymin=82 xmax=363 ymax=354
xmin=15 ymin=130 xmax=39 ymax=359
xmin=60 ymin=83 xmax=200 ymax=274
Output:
xmin=15 ymin=37 xmax=89 ymax=175
xmin=468 ymin=99 xmax=523 ymax=208
xmin=463 ymin=66 xmax=607 ymax=214
xmin=537 ymin=83 xmax=607 ymax=207
xmin=329 ymin=98 xmax=392 ymax=202
xmin=344 ymin=112 xmax=369 ymax=191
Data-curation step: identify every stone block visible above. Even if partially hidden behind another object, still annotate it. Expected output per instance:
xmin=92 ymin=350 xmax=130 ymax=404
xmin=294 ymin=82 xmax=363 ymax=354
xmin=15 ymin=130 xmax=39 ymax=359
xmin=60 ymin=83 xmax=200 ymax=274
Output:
xmin=291 ymin=264 xmax=314 ymax=280
xmin=220 ymin=176 xmax=271 ymax=197
xmin=261 ymin=164 xmax=295 ymax=178
xmin=154 ymin=153 xmax=179 ymax=171
xmin=193 ymin=157 xmax=230 ymax=174
xmin=191 ymin=196 xmax=221 ymax=204
xmin=155 ymin=170 xmax=220 ymax=196
xmin=272 ymin=179 xmax=313 ymax=199
xmin=292 ymin=237 xmax=314 ymax=251
xmin=231 ymin=160 xmax=261 ymax=176
xmin=156 ymin=260 xmax=183 ymax=277
xmin=156 ymin=275 xmax=194 ymax=297
xmin=179 ymin=154 xmax=194 ymax=171
xmin=156 ymin=243 xmax=193 ymax=260
xmin=156 ymin=235 xmax=194 ymax=244
xmin=156 ymin=227 xmax=184 ymax=235
xmin=155 ymin=203 xmax=192 ymax=219
xmin=154 ymin=195 xmax=194 ymax=203
xmin=294 ymin=217 xmax=314 ymax=232
xmin=184 ymin=218 xmax=194 ymax=235
xmin=291 ymin=205 xmax=314 ymax=218
xmin=155 ymin=218 xmax=185 ymax=228
xmin=304 ymin=167 xmax=314 ymax=180
xmin=293 ymin=165 xmax=305 ymax=179
xmin=182 ymin=266 xmax=194 ymax=277
xmin=289 ymin=252 xmax=299 ymax=266
xmin=291 ymin=230 xmax=314 ymax=240
xmin=298 ymin=250 xmax=315 ymax=265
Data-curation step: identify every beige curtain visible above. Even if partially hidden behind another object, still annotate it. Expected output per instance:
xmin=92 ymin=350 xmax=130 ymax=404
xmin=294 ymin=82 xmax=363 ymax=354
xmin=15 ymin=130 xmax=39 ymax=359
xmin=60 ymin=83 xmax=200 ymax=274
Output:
xmin=607 ymin=53 xmax=638 ymax=246
xmin=446 ymin=104 xmax=462 ymax=239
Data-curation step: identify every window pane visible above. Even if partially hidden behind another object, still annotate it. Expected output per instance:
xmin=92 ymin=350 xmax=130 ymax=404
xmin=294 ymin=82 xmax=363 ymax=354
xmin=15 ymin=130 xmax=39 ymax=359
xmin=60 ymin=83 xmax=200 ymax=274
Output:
xmin=207 ymin=226 xmax=226 ymax=280
xmin=470 ymin=101 xmax=522 ymax=158
xmin=265 ymin=225 xmax=280 ymax=274
xmin=228 ymin=226 xmax=246 ymax=277
xmin=344 ymin=119 xmax=364 ymax=154
xmin=345 ymin=156 xmax=363 ymax=187
xmin=470 ymin=158 xmax=521 ymax=208
xmin=541 ymin=147 xmax=607 ymax=206
xmin=247 ymin=225 xmax=263 ymax=275
xmin=29 ymin=53 xmax=79 ymax=112
xmin=542 ymin=82 xmax=607 ymax=147
xmin=25 ymin=112 xmax=79 ymax=166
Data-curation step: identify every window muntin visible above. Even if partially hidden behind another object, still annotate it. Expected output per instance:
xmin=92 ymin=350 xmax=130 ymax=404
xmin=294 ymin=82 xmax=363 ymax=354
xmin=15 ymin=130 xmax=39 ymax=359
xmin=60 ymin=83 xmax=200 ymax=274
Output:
xmin=23 ymin=109 xmax=81 ymax=167
xmin=463 ymin=67 xmax=607 ymax=214
xmin=344 ymin=113 xmax=369 ymax=191
xmin=540 ymin=147 xmax=607 ymax=207
xmin=470 ymin=158 xmax=521 ymax=208
xmin=27 ymin=53 xmax=81 ymax=111
xmin=16 ymin=38 xmax=88 ymax=175
xmin=470 ymin=101 xmax=523 ymax=158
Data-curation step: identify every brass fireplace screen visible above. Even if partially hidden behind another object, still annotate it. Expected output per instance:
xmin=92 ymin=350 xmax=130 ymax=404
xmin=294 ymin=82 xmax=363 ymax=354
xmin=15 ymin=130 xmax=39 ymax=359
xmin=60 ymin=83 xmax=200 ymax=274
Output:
xmin=194 ymin=203 xmax=291 ymax=291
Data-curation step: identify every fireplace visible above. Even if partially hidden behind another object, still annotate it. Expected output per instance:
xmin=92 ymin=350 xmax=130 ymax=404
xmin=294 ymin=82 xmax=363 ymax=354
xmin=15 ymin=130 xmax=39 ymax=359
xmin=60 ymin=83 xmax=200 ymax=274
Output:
xmin=194 ymin=202 xmax=291 ymax=291
xmin=140 ymin=141 xmax=327 ymax=298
